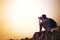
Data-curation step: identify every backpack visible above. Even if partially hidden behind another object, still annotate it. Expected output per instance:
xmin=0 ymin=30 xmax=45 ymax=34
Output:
xmin=48 ymin=18 xmax=57 ymax=29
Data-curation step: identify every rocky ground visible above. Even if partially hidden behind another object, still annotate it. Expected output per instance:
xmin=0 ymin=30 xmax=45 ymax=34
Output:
xmin=20 ymin=26 xmax=60 ymax=40
xmin=9 ymin=26 xmax=60 ymax=40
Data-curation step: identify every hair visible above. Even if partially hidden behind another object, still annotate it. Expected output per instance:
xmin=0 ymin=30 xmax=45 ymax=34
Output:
xmin=42 ymin=14 xmax=47 ymax=19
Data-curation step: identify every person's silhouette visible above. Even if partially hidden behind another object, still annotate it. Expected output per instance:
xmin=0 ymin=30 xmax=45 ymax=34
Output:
xmin=38 ymin=14 xmax=57 ymax=32
xmin=38 ymin=14 xmax=57 ymax=40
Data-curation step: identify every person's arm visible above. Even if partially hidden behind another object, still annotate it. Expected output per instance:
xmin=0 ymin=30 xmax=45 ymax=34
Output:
xmin=38 ymin=17 xmax=43 ymax=24
xmin=38 ymin=17 xmax=42 ymax=32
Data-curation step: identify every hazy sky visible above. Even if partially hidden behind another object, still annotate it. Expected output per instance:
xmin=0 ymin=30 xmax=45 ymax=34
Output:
xmin=0 ymin=0 xmax=60 ymax=40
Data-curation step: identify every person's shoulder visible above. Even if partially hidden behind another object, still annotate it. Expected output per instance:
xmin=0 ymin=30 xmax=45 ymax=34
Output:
xmin=45 ymin=18 xmax=48 ymax=20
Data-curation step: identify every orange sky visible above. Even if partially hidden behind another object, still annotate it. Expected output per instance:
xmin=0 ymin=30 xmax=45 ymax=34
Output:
xmin=0 ymin=0 xmax=60 ymax=40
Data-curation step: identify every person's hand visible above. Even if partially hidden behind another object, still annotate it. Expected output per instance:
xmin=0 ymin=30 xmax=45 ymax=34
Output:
xmin=38 ymin=17 xmax=42 ymax=19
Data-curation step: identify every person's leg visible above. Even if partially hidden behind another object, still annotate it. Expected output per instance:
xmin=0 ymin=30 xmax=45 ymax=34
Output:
xmin=45 ymin=26 xmax=51 ymax=40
